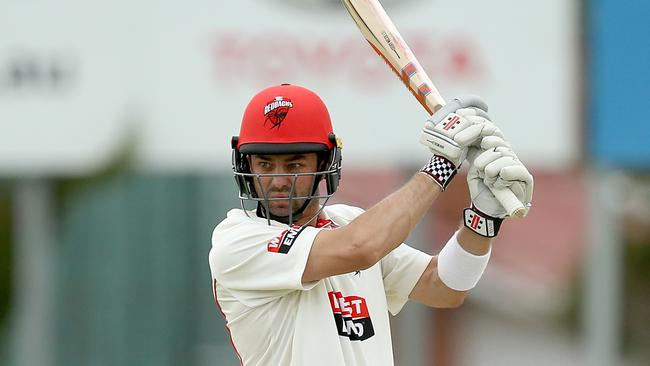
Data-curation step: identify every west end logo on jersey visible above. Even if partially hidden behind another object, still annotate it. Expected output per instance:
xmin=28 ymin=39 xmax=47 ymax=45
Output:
xmin=328 ymin=291 xmax=375 ymax=341
xmin=264 ymin=96 xmax=293 ymax=130
xmin=267 ymin=225 xmax=305 ymax=254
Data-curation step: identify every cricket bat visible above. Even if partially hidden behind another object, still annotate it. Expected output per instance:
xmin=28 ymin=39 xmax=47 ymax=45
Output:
xmin=341 ymin=0 xmax=527 ymax=218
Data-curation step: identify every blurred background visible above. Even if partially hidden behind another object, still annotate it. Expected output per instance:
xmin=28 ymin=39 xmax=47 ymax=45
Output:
xmin=1 ymin=0 xmax=649 ymax=365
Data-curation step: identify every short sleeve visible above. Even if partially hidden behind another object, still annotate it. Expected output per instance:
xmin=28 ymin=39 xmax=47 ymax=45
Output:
xmin=381 ymin=244 xmax=432 ymax=315
xmin=209 ymin=217 xmax=322 ymax=307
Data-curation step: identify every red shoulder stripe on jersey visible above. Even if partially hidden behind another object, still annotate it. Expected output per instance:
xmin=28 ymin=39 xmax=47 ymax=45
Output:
xmin=212 ymin=278 xmax=244 ymax=366
xmin=316 ymin=219 xmax=338 ymax=228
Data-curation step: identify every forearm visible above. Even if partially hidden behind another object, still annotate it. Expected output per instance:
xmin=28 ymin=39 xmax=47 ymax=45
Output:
xmin=303 ymin=171 xmax=442 ymax=282
xmin=344 ymin=172 xmax=441 ymax=261
xmin=457 ymin=226 xmax=492 ymax=255
xmin=409 ymin=226 xmax=493 ymax=308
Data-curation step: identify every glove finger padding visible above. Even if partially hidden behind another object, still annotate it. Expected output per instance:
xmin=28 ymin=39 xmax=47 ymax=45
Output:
xmin=466 ymin=136 xmax=511 ymax=165
xmin=475 ymin=148 xmax=533 ymax=209
xmin=483 ymin=156 xmax=519 ymax=185
xmin=467 ymin=168 xmax=508 ymax=218
xmin=453 ymin=117 xmax=503 ymax=146
xmin=480 ymin=135 xmax=511 ymax=150
xmin=475 ymin=147 xmax=516 ymax=167
xmin=493 ymin=165 xmax=534 ymax=205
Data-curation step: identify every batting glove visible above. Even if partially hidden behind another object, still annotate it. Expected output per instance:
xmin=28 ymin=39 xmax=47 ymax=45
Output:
xmin=419 ymin=95 xmax=503 ymax=191
xmin=467 ymin=143 xmax=534 ymax=220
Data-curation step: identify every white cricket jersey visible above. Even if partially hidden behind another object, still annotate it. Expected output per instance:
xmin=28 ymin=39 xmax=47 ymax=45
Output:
xmin=209 ymin=204 xmax=432 ymax=366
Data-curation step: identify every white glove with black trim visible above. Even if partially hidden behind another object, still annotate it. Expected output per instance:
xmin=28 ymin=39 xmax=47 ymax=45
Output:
xmin=420 ymin=95 xmax=503 ymax=168
xmin=467 ymin=140 xmax=534 ymax=219
xmin=419 ymin=95 xmax=503 ymax=190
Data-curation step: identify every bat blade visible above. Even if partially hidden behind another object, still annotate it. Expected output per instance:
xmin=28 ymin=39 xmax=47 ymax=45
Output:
xmin=341 ymin=0 xmax=445 ymax=114
xmin=342 ymin=0 xmax=528 ymax=218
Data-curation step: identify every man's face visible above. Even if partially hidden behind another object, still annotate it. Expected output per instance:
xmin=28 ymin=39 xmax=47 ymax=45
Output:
xmin=249 ymin=153 xmax=319 ymax=218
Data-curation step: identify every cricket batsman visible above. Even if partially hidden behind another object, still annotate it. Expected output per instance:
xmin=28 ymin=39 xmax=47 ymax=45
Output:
xmin=209 ymin=84 xmax=533 ymax=365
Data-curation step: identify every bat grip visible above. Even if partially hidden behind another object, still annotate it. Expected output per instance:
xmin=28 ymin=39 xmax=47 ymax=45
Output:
xmin=491 ymin=187 xmax=527 ymax=219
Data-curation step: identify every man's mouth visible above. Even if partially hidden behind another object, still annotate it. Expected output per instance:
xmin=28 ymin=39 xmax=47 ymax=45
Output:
xmin=269 ymin=193 xmax=290 ymax=199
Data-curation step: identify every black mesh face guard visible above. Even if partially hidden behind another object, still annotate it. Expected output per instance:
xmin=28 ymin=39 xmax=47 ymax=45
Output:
xmin=231 ymin=144 xmax=342 ymax=225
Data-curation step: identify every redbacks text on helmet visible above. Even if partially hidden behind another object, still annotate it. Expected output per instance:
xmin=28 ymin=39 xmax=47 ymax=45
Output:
xmin=231 ymin=84 xmax=342 ymax=225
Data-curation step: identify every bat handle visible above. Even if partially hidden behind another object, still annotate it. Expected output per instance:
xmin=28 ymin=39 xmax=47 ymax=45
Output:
xmin=490 ymin=187 xmax=527 ymax=219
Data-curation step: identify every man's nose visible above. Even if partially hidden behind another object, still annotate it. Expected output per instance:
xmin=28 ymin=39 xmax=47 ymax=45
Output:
xmin=268 ymin=171 xmax=294 ymax=189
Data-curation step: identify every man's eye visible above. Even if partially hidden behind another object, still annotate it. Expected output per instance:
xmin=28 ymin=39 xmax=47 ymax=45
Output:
xmin=288 ymin=163 xmax=303 ymax=169
xmin=258 ymin=162 xmax=271 ymax=169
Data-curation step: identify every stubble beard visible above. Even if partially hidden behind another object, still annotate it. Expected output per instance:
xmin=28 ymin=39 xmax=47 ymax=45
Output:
xmin=267 ymin=197 xmax=308 ymax=218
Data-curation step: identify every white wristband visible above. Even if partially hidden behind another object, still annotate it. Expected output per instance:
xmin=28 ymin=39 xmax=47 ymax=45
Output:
xmin=437 ymin=231 xmax=491 ymax=291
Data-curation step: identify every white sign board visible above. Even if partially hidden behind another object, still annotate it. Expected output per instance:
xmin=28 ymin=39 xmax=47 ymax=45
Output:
xmin=0 ymin=0 xmax=579 ymax=175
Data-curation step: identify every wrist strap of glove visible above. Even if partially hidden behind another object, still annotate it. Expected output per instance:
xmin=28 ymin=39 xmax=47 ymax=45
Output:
xmin=420 ymin=155 xmax=458 ymax=191
xmin=463 ymin=205 xmax=503 ymax=238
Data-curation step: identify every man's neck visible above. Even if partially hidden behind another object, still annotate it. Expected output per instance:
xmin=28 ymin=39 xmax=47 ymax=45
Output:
xmin=293 ymin=201 xmax=323 ymax=227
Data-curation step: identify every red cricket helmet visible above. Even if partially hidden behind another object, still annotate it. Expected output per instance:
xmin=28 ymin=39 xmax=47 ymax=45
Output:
xmin=235 ymin=84 xmax=336 ymax=154
xmin=231 ymin=84 xmax=342 ymax=225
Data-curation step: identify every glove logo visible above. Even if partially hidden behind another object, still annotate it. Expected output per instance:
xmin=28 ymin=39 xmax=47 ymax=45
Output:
xmin=328 ymin=291 xmax=375 ymax=341
xmin=469 ymin=213 xmax=483 ymax=229
xmin=443 ymin=114 xmax=461 ymax=131
xmin=264 ymin=96 xmax=293 ymax=129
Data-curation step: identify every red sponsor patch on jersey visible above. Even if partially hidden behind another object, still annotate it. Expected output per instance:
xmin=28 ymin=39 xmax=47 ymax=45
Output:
xmin=328 ymin=291 xmax=375 ymax=341
xmin=267 ymin=225 xmax=305 ymax=254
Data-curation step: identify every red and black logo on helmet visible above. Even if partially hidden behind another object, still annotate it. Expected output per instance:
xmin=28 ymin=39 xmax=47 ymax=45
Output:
xmin=264 ymin=96 xmax=293 ymax=129
xmin=236 ymin=84 xmax=335 ymax=152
